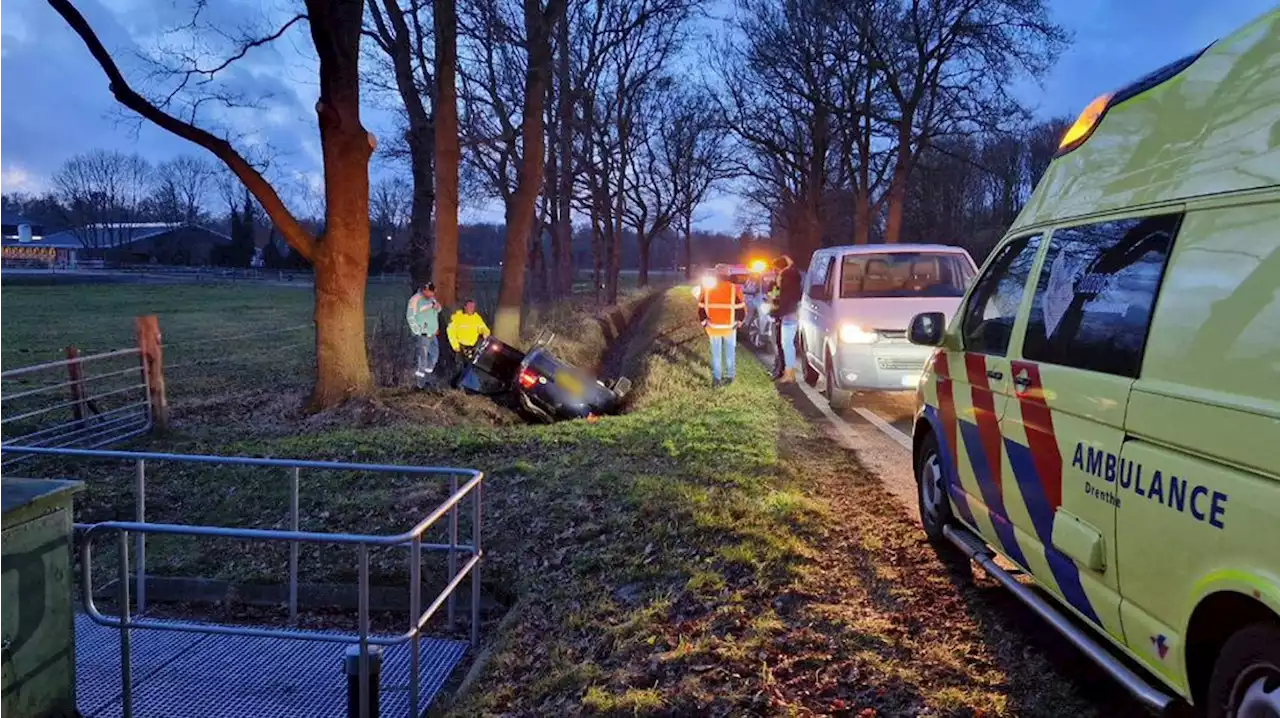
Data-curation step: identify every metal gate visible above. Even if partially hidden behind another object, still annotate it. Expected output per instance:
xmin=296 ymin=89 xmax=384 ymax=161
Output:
xmin=1 ymin=446 xmax=484 ymax=718
xmin=1 ymin=350 xmax=152 ymax=466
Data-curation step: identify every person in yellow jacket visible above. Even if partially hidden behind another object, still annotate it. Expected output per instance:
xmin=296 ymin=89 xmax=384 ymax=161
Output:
xmin=446 ymin=299 xmax=491 ymax=359
xmin=698 ymin=266 xmax=747 ymax=388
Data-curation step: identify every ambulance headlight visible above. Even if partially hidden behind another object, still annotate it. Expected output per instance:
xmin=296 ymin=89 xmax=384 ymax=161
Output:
xmin=839 ymin=323 xmax=878 ymax=344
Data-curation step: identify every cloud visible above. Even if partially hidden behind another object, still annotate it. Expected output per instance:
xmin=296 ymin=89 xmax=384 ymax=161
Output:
xmin=1030 ymin=0 xmax=1277 ymax=118
xmin=1 ymin=165 xmax=42 ymax=194
xmin=0 ymin=0 xmax=398 ymax=211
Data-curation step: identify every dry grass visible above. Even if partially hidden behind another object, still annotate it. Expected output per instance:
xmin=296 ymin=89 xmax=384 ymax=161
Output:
xmin=5 ymin=283 xmax=1133 ymax=716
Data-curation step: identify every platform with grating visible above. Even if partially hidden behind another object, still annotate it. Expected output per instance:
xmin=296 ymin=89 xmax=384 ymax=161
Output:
xmin=76 ymin=614 xmax=469 ymax=718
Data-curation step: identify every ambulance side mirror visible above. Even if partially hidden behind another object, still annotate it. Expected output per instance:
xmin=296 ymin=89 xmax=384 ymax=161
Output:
xmin=908 ymin=312 xmax=946 ymax=347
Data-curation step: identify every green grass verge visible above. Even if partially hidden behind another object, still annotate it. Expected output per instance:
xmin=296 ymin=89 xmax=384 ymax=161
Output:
xmin=4 ymin=283 xmax=1121 ymax=716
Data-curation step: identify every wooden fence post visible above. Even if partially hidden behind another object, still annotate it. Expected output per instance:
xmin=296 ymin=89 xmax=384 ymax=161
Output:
xmin=66 ymin=345 xmax=88 ymax=426
xmin=135 ymin=315 xmax=170 ymax=434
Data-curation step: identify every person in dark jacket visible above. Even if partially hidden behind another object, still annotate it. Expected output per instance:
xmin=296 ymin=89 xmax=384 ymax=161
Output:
xmin=771 ymin=255 xmax=804 ymax=383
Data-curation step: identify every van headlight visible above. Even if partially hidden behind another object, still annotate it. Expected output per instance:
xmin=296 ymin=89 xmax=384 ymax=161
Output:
xmin=839 ymin=323 xmax=878 ymax=344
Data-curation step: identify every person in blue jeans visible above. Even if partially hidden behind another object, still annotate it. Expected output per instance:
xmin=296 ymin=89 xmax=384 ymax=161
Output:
xmin=406 ymin=281 xmax=443 ymax=388
xmin=770 ymin=255 xmax=804 ymax=383
xmin=698 ymin=266 xmax=747 ymax=387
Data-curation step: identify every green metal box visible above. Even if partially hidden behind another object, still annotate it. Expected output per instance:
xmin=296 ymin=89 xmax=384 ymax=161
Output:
xmin=2 ymin=478 xmax=84 ymax=718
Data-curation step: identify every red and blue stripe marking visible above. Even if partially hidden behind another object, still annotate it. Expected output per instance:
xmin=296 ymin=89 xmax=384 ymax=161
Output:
xmin=929 ymin=352 xmax=1101 ymax=626
xmin=1005 ymin=361 xmax=1101 ymax=625
xmin=958 ymin=354 xmax=1029 ymax=568
xmin=929 ymin=353 xmax=976 ymax=525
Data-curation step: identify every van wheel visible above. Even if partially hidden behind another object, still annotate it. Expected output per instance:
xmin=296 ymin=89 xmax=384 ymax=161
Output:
xmin=1206 ymin=623 xmax=1280 ymax=718
xmin=825 ymin=354 xmax=851 ymax=410
xmin=800 ymin=338 xmax=820 ymax=386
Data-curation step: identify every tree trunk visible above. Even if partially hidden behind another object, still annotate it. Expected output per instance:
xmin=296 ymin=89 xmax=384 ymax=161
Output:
xmin=853 ymin=187 xmax=870 ymax=245
xmin=883 ymin=123 xmax=913 ymax=244
xmin=433 ymin=0 xmax=461 ymax=306
xmin=529 ymin=221 xmax=548 ymax=301
xmin=554 ymin=6 xmax=573 ymax=298
xmin=788 ymin=200 xmax=822 ymax=269
xmin=494 ymin=0 xmax=562 ymax=342
xmin=682 ymin=217 xmax=693 ymax=281
xmin=408 ymin=135 xmax=435 ymax=287
xmin=637 ymin=232 xmax=652 ymax=287
xmin=590 ymin=197 xmax=603 ymax=304
xmin=605 ymin=213 xmax=621 ymax=305
xmin=883 ymin=171 xmax=907 ymax=244
xmin=307 ymin=0 xmax=374 ymax=407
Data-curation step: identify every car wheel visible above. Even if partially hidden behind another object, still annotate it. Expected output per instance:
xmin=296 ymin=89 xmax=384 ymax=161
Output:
xmin=825 ymin=354 xmax=851 ymax=410
xmin=1206 ymin=623 xmax=1280 ymax=718
xmin=915 ymin=432 xmax=955 ymax=543
xmin=800 ymin=338 xmax=820 ymax=386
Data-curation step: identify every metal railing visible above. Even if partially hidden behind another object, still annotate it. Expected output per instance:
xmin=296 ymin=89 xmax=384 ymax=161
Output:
xmin=1 ymin=349 xmax=152 ymax=466
xmin=0 ymin=445 xmax=484 ymax=718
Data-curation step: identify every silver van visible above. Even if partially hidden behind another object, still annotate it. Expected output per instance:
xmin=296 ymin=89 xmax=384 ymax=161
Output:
xmin=799 ymin=244 xmax=977 ymax=408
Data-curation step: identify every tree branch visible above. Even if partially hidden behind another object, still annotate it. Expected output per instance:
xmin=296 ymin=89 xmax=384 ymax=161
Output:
xmin=48 ymin=0 xmax=316 ymax=261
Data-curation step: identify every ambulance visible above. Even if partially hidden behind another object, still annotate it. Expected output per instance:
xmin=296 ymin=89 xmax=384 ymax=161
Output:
xmin=908 ymin=9 xmax=1279 ymax=717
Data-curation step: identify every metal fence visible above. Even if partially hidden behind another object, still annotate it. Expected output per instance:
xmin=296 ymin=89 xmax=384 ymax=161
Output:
xmin=1 ymin=349 xmax=152 ymax=466
xmin=0 ymin=445 xmax=484 ymax=718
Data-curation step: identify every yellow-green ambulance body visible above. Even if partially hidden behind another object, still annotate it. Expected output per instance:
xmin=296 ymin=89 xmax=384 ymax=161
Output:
xmin=909 ymin=9 xmax=1280 ymax=716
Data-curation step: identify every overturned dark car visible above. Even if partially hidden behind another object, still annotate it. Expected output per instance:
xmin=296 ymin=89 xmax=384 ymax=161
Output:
xmin=456 ymin=336 xmax=631 ymax=422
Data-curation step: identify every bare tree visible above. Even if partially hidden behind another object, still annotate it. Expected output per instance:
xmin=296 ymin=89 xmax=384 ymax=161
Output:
xmin=433 ymin=0 xmax=462 ymax=306
xmin=458 ymin=0 xmax=564 ymax=337
xmin=867 ymin=0 xmax=1066 ymax=243
xmin=52 ymin=149 xmax=153 ymax=252
xmin=549 ymin=2 xmax=573 ymax=296
xmin=715 ymin=0 xmax=841 ymax=265
xmin=153 ymin=155 xmax=214 ymax=224
xmin=366 ymin=0 xmax=438 ymax=290
xmin=493 ymin=0 xmax=564 ymax=339
xmin=370 ymin=176 xmax=412 ymax=261
xmin=656 ymin=89 xmax=736 ymax=279
xmin=626 ymin=82 xmax=733 ymax=285
xmin=572 ymin=0 xmax=695 ymax=302
xmin=49 ymin=0 xmax=377 ymax=408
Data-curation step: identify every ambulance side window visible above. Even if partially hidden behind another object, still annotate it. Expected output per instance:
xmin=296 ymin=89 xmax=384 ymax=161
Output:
xmin=1022 ymin=213 xmax=1179 ymax=378
xmin=961 ymin=235 xmax=1042 ymax=356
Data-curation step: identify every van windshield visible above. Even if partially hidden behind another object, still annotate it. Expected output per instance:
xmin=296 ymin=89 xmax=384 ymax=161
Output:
xmin=839 ymin=252 xmax=975 ymax=298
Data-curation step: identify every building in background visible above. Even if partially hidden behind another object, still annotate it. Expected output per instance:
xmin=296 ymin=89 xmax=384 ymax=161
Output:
xmin=0 ymin=211 xmax=60 ymax=265
xmin=1 ymin=221 xmax=232 ymax=268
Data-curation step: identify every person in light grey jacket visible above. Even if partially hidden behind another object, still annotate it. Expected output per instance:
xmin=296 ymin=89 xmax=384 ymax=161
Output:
xmin=406 ymin=281 xmax=443 ymax=388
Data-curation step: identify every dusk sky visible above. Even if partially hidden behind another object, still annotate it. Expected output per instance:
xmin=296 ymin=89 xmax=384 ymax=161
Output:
xmin=2 ymin=0 xmax=1276 ymax=231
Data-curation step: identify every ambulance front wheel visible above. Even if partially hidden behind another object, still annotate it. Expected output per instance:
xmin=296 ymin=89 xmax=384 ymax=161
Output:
xmin=915 ymin=432 xmax=955 ymax=544
xmin=1206 ymin=623 xmax=1280 ymax=718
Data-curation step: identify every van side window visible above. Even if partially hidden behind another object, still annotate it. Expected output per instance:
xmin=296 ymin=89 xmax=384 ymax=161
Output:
xmin=807 ymin=255 xmax=832 ymax=299
xmin=1022 ymin=214 xmax=1179 ymax=378
xmin=961 ymin=235 xmax=1041 ymax=356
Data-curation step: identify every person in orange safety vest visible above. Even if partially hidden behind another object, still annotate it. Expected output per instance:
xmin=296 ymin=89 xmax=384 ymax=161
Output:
xmin=698 ymin=265 xmax=747 ymax=388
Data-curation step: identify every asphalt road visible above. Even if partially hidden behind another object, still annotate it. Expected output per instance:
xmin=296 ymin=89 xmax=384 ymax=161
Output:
xmin=750 ymin=342 xmax=924 ymax=516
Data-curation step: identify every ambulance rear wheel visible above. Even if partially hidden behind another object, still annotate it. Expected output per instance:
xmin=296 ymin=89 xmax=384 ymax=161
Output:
xmin=915 ymin=432 xmax=954 ymax=543
xmin=1206 ymin=623 xmax=1280 ymax=718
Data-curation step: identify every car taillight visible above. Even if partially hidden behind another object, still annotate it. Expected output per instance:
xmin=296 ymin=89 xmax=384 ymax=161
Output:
xmin=518 ymin=369 xmax=539 ymax=389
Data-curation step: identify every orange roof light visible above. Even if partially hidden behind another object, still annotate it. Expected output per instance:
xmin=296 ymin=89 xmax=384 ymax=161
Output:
xmin=1058 ymin=93 xmax=1114 ymax=155
xmin=749 ymin=259 xmax=767 ymax=274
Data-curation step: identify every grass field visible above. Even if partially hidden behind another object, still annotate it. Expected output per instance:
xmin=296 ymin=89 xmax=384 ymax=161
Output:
xmin=0 ymin=281 xmax=1125 ymax=716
